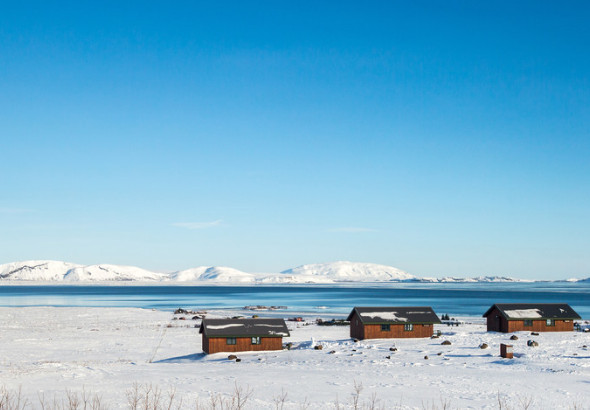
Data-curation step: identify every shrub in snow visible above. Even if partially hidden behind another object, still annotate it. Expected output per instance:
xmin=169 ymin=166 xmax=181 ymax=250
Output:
xmin=228 ymin=355 xmax=238 ymax=360
xmin=479 ymin=343 xmax=489 ymax=349
xmin=510 ymin=335 xmax=519 ymax=340
xmin=527 ymin=340 xmax=539 ymax=347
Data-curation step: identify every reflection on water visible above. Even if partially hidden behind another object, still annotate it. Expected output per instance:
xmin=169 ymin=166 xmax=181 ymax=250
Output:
xmin=0 ymin=282 xmax=589 ymax=318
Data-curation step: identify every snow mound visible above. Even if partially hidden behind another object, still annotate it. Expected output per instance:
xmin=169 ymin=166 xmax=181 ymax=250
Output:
xmin=170 ymin=266 xmax=255 ymax=283
xmin=63 ymin=264 xmax=167 ymax=282
xmin=0 ymin=260 xmax=83 ymax=281
xmin=280 ymin=261 xmax=415 ymax=282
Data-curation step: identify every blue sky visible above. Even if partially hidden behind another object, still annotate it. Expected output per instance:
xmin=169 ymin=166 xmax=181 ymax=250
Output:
xmin=1 ymin=1 xmax=589 ymax=279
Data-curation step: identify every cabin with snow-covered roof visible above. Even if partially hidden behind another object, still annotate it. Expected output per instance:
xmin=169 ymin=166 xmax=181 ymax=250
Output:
xmin=199 ymin=318 xmax=290 ymax=354
xmin=483 ymin=303 xmax=581 ymax=333
xmin=347 ymin=307 xmax=441 ymax=339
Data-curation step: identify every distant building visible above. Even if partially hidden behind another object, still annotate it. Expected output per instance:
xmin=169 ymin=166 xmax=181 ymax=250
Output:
xmin=199 ymin=318 xmax=290 ymax=354
xmin=347 ymin=307 xmax=441 ymax=339
xmin=483 ymin=303 xmax=581 ymax=333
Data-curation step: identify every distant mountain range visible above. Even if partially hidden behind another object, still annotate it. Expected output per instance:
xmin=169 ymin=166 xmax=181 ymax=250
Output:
xmin=0 ymin=260 xmax=587 ymax=284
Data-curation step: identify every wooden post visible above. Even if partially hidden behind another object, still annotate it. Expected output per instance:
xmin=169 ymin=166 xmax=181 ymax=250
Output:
xmin=500 ymin=343 xmax=513 ymax=359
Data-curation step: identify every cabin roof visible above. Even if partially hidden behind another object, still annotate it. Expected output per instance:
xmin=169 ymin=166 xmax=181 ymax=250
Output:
xmin=482 ymin=303 xmax=581 ymax=320
xmin=346 ymin=307 xmax=441 ymax=324
xmin=199 ymin=318 xmax=290 ymax=338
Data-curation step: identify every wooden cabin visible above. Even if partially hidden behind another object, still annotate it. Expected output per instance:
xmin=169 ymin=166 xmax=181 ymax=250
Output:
xmin=199 ymin=318 xmax=290 ymax=354
xmin=483 ymin=303 xmax=581 ymax=333
xmin=347 ymin=307 xmax=441 ymax=340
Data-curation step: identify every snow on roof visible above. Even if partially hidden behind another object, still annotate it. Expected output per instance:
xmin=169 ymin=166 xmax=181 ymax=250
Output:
xmin=199 ymin=319 xmax=290 ymax=337
xmin=206 ymin=324 xmax=243 ymax=330
xmin=503 ymin=309 xmax=542 ymax=319
xmin=483 ymin=304 xmax=581 ymax=320
xmin=347 ymin=307 xmax=441 ymax=324
xmin=360 ymin=312 xmax=408 ymax=322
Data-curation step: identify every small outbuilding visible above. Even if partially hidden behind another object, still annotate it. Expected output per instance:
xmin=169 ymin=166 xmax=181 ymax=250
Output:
xmin=347 ymin=306 xmax=441 ymax=340
xmin=199 ymin=318 xmax=290 ymax=354
xmin=483 ymin=303 xmax=581 ymax=333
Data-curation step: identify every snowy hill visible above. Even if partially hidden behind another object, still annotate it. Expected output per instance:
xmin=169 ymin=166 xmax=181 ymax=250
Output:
xmin=0 ymin=260 xmax=568 ymax=284
xmin=63 ymin=264 xmax=167 ymax=282
xmin=0 ymin=261 xmax=165 ymax=282
xmin=170 ymin=266 xmax=255 ymax=283
xmin=0 ymin=260 xmax=82 ymax=281
xmin=280 ymin=261 xmax=415 ymax=282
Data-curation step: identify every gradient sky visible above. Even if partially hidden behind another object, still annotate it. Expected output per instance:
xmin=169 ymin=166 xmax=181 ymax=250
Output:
xmin=1 ymin=1 xmax=589 ymax=279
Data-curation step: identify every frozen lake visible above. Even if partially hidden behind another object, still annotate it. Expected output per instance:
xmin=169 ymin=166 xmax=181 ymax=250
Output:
xmin=1 ymin=281 xmax=589 ymax=318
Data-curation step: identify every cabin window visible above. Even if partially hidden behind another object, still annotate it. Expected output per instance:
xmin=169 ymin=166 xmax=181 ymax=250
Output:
xmin=251 ymin=337 xmax=261 ymax=345
xmin=226 ymin=337 xmax=237 ymax=345
xmin=546 ymin=319 xmax=555 ymax=327
xmin=381 ymin=324 xmax=390 ymax=332
xmin=404 ymin=324 xmax=414 ymax=331
xmin=524 ymin=320 xmax=533 ymax=327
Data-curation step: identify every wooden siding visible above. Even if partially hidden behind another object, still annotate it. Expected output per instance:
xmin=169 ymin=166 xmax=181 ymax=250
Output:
xmin=486 ymin=307 xmax=575 ymax=332
xmin=349 ymin=313 xmax=434 ymax=339
xmin=362 ymin=323 xmax=433 ymax=339
xmin=202 ymin=335 xmax=283 ymax=354
xmin=507 ymin=319 xmax=574 ymax=332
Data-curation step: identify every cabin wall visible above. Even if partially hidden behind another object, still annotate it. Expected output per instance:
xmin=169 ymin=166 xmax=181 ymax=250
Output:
xmin=349 ymin=312 xmax=365 ymax=339
xmin=507 ymin=319 xmax=574 ymax=332
xmin=204 ymin=336 xmax=283 ymax=354
xmin=361 ymin=323 xmax=433 ymax=339
xmin=486 ymin=307 xmax=509 ymax=332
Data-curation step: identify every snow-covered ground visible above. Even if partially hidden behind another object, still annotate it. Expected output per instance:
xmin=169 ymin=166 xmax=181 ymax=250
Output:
xmin=1 ymin=307 xmax=589 ymax=409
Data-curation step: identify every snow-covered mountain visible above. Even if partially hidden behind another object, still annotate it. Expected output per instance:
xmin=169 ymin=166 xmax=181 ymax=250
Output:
xmin=0 ymin=261 xmax=166 ymax=282
xmin=170 ymin=266 xmax=255 ymax=283
xmin=0 ymin=260 xmax=575 ymax=284
xmin=63 ymin=264 xmax=167 ymax=282
xmin=280 ymin=261 xmax=415 ymax=282
xmin=0 ymin=260 xmax=82 ymax=281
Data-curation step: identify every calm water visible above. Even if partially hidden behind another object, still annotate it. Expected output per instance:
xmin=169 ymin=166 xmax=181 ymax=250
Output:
xmin=0 ymin=282 xmax=589 ymax=318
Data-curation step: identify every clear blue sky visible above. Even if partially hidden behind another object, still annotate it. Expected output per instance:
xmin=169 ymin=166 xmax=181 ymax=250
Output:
xmin=1 ymin=1 xmax=589 ymax=279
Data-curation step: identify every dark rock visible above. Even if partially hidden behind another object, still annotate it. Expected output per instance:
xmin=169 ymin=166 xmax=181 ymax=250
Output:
xmin=437 ymin=352 xmax=442 ymax=356
xmin=352 ymin=349 xmax=357 ymax=352
xmin=479 ymin=343 xmax=489 ymax=349
xmin=389 ymin=347 xmax=397 ymax=352
xmin=431 ymin=335 xmax=439 ymax=339
xmin=441 ymin=340 xmax=452 ymax=345
xmin=235 ymin=358 xmax=241 ymax=362
xmin=228 ymin=355 xmax=238 ymax=360
xmin=174 ymin=308 xmax=188 ymax=314
xmin=527 ymin=340 xmax=539 ymax=347
xmin=329 ymin=350 xmax=336 ymax=354
xmin=424 ymin=355 xmax=429 ymax=360
xmin=353 ymin=338 xmax=360 ymax=343
xmin=386 ymin=355 xmax=391 ymax=359
xmin=531 ymin=332 xmax=539 ymax=336
xmin=314 ymin=345 xmax=323 ymax=350
xmin=510 ymin=335 xmax=518 ymax=340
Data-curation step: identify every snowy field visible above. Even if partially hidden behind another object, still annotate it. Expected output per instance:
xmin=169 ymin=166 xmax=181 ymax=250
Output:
xmin=1 ymin=307 xmax=589 ymax=409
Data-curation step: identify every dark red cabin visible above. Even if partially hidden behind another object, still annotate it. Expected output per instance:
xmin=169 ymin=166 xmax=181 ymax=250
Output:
xmin=199 ymin=318 xmax=290 ymax=354
xmin=347 ymin=307 xmax=441 ymax=340
xmin=483 ymin=303 xmax=580 ymax=333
